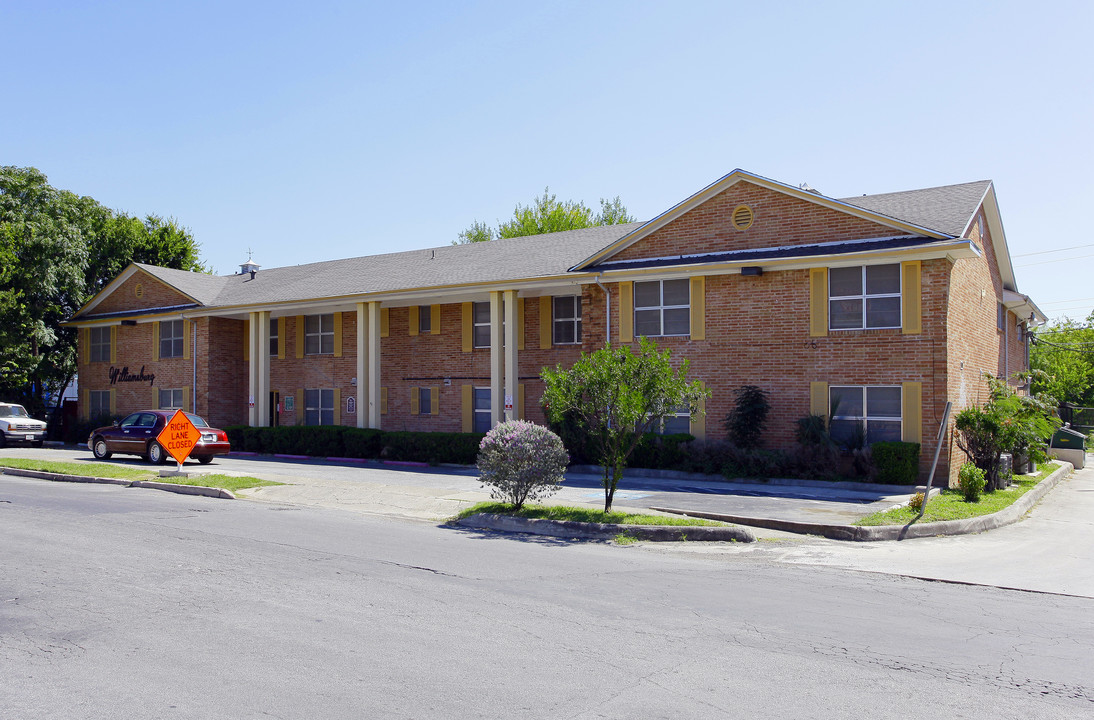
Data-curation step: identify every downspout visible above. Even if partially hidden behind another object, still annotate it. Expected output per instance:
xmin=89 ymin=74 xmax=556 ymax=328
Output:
xmin=183 ymin=313 xmax=196 ymax=414
xmin=1004 ymin=309 xmax=1009 ymax=385
xmin=594 ymin=273 xmax=611 ymax=347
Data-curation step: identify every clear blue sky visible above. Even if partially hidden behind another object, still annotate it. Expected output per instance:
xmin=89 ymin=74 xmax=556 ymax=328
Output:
xmin=4 ymin=0 xmax=1092 ymax=322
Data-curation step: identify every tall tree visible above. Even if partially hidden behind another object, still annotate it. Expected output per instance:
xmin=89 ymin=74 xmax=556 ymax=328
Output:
xmin=540 ymin=337 xmax=708 ymax=513
xmin=0 ymin=166 xmax=207 ymax=414
xmin=1030 ymin=312 xmax=1094 ymax=407
xmin=455 ymin=188 xmax=636 ymax=244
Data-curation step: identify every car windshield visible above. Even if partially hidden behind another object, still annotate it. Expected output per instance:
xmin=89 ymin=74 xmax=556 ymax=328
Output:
xmin=0 ymin=405 xmax=30 ymax=418
xmin=185 ymin=413 xmax=210 ymax=428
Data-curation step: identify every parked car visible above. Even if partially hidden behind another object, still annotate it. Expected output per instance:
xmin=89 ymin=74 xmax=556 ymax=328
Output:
xmin=87 ymin=410 xmax=230 ymax=464
xmin=0 ymin=402 xmax=48 ymax=448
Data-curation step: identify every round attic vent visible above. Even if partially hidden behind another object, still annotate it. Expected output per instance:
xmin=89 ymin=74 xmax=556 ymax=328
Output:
xmin=134 ymin=283 xmax=144 ymax=298
xmin=731 ymin=204 xmax=754 ymax=231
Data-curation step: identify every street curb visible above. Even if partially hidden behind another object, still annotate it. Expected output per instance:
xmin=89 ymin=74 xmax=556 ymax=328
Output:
xmin=651 ymin=461 xmax=1075 ymax=542
xmin=456 ymin=513 xmax=755 ymax=543
xmin=0 ymin=468 xmax=235 ymax=500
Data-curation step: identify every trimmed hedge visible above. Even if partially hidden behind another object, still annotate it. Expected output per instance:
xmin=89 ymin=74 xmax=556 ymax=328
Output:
xmin=870 ymin=441 xmax=921 ymax=485
xmin=225 ymin=425 xmax=482 ymax=464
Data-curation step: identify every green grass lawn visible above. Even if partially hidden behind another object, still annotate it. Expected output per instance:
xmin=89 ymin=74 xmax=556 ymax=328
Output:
xmin=0 ymin=458 xmax=281 ymax=493
xmin=454 ymin=501 xmax=728 ymax=526
xmin=853 ymin=462 xmax=1061 ymax=526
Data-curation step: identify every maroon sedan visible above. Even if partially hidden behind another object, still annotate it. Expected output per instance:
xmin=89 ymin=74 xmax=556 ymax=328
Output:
xmin=88 ymin=410 xmax=231 ymax=464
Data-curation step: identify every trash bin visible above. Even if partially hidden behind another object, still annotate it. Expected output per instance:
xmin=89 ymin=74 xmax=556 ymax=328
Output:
xmin=1049 ymin=425 xmax=1088 ymax=470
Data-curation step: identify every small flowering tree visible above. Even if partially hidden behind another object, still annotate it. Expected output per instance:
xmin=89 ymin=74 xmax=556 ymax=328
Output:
xmin=476 ymin=420 xmax=569 ymax=510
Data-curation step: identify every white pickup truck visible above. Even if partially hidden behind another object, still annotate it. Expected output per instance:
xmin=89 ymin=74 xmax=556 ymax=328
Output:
xmin=0 ymin=402 xmax=47 ymax=447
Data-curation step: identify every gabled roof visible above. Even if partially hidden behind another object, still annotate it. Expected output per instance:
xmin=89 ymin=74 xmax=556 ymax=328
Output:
xmin=839 ymin=180 xmax=992 ymax=237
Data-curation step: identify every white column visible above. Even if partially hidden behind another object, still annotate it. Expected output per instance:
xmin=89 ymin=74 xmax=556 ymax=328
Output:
xmin=367 ymin=302 xmax=382 ymax=429
xmin=489 ymin=290 xmax=504 ymax=427
xmin=503 ymin=290 xmax=518 ymax=422
xmin=248 ymin=311 xmax=271 ymax=427
xmin=356 ymin=302 xmax=367 ymax=429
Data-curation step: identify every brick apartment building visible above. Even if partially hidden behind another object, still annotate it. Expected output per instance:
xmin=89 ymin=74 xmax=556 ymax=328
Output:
xmin=67 ymin=170 xmax=1044 ymax=484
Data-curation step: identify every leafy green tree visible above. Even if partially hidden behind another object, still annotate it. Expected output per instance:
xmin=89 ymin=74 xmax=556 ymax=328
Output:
xmin=456 ymin=188 xmax=636 ymax=244
xmin=0 ymin=166 xmax=207 ymax=414
xmin=1030 ymin=312 xmax=1094 ymax=406
xmin=540 ymin=337 xmax=708 ymax=512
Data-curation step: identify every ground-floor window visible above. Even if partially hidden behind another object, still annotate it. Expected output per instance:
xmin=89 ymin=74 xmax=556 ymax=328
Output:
xmin=659 ymin=408 xmax=691 ymax=435
xmin=305 ymin=389 xmax=335 ymax=426
xmin=829 ymin=385 xmax=901 ymax=445
xmin=473 ymin=388 xmax=491 ymax=433
xmin=89 ymin=390 xmax=111 ymax=419
xmin=159 ymin=388 xmax=184 ymax=411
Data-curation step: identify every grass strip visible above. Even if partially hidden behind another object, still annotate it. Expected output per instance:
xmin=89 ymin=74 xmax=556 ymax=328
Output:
xmin=853 ymin=462 xmax=1060 ymax=526
xmin=0 ymin=458 xmax=280 ymax=493
xmin=454 ymin=501 xmax=729 ymax=526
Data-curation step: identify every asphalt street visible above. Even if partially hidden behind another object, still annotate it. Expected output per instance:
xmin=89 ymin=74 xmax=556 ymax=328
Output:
xmin=2 ymin=474 xmax=1092 ymax=719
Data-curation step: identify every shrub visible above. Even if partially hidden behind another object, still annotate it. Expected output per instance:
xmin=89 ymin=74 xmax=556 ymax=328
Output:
xmin=342 ymin=428 xmax=384 ymax=459
xmin=959 ymin=462 xmax=986 ymax=502
xmin=382 ymin=431 xmax=484 ymax=465
xmin=871 ymin=441 xmax=921 ymax=485
xmin=476 ymin=420 xmax=569 ymax=509
xmin=629 ymin=433 xmax=695 ymax=470
xmin=725 ymin=385 xmax=770 ymax=449
xmin=908 ymin=492 xmax=925 ymax=512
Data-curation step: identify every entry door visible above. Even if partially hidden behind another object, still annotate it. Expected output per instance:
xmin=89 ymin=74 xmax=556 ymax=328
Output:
xmin=269 ymin=391 xmax=280 ymax=427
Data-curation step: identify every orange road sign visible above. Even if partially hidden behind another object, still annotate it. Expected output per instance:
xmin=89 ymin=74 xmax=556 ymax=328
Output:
xmin=157 ymin=409 xmax=200 ymax=465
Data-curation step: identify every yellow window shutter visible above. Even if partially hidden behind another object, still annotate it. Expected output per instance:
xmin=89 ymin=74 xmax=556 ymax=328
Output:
xmin=381 ymin=387 xmax=388 ymax=415
xmin=409 ymin=306 xmax=419 ymax=336
xmin=109 ymin=389 xmax=116 ymax=416
xmin=518 ymin=383 xmax=525 ymax=420
xmin=80 ymin=389 xmax=89 ymax=420
xmin=690 ymin=276 xmax=705 ymax=340
xmin=619 ymin=281 xmax=634 ymax=343
xmin=902 ymin=381 xmax=923 ymax=444
xmin=461 ymin=385 xmax=473 ymax=432
xmin=182 ymin=387 xmax=190 ymax=413
xmin=461 ymin=302 xmax=473 ymax=352
xmin=809 ymin=268 xmax=828 ymax=337
xmin=539 ymin=297 xmax=552 ymax=349
xmin=380 ymin=308 xmax=390 ymax=337
xmin=278 ymin=317 xmax=286 ymax=359
xmin=901 ymin=261 xmax=922 ymax=335
xmin=79 ymin=328 xmax=89 ymax=365
xmin=296 ymin=388 xmax=305 ymax=423
xmin=810 ymin=381 xmax=829 ymax=418
xmin=431 ymin=387 xmax=439 ymax=415
xmin=295 ymin=316 xmax=305 ymax=358
xmin=183 ymin=320 xmax=191 ymax=360
xmin=517 ymin=298 xmax=525 ymax=350
xmin=333 ymin=312 xmax=343 ymax=357
xmin=243 ymin=318 xmax=250 ymax=361
xmin=430 ymin=304 xmax=441 ymax=334
xmin=152 ymin=322 xmax=160 ymax=362
xmin=410 ymin=387 xmax=419 ymax=415
xmin=109 ymin=326 xmax=117 ymax=364
xmin=690 ymin=395 xmax=706 ymax=440
xmin=333 ymin=389 xmax=341 ymax=424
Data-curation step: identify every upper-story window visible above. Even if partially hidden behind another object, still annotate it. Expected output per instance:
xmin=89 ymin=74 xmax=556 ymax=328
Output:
xmin=305 ymin=314 xmax=334 ymax=355
xmin=553 ymin=296 xmax=582 ymax=344
xmin=270 ymin=317 xmax=279 ymax=356
xmin=634 ymin=279 xmax=690 ymax=337
xmin=160 ymin=320 xmax=184 ymax=358
xmin=473 ymin=302 xmax=491 ymax=348
xmin=90 ymin=326 xmax=111 ymax=363
xmin=419 ymin=306 xmax=432 ymax=333
xmin=829 ymin=265 xmax=901 ymax=330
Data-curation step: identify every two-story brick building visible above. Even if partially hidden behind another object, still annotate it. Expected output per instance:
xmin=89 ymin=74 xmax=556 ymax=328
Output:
xmin=67 ymin=169 xmax=1044 ymax=484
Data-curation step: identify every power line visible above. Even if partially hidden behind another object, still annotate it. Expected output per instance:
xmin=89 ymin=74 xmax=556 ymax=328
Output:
xmin=1015 ymin=252 xmax=1094 ymax=268
xmin=1041 ymin=296 xmax=1094 ymax=306
xmin=1013 ymin=242 xmax=1094 ymax=258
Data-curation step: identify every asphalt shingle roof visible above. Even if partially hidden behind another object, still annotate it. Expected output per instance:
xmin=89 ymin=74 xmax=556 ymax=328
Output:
xmin=839 ymin=180 xmax=991 ymax=237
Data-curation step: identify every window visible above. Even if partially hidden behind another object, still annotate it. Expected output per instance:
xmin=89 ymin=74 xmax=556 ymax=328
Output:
xmin=89 ymin=390 xmax=111 ymax=419
xmin=160 ymin=320 xmax=184 ymax=358
xmin=829 ymin=265 xmax=901 ymax=330
xmin=997 ymin=303 xmax=1006 ymax=332
xmin=473 ymin=388 xmax=491 ymax=433
xmin=305 ymin=314 xmax=334 ymax=355
xmin=159 ymin=389 xmax=184 ymax=411
xmin=553 ymin=296 xmax=582 ymax=344
xmin=304 ymin=389 xmax=335 ymax=426
xmin=473 ymin=302 xmax=491 ymax=348
xmin=634 ymin=279 xmax=690 ymax=337
xmin=419 ymin=387 xmax=432 ymax=416
xmin=419 ymin=306 xmax=432 ymax=333
xmin=829 ymin=386 xmax=902 ymax=446
xmin=270 ymin=317 xmax=279 ymax=356
xmin=659 ymin=407 xmax=691 ymax=435
xmin=90 ymin=327 xmax=111 ymax=363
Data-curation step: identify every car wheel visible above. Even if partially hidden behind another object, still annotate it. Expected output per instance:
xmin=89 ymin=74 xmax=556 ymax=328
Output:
xmin=198 ymin=456 xmax=213 ymax=464
xmin=148 ymin=441 xmax=167 ymax=465
xmin=92 ymin=437 xmax=112 ymax=460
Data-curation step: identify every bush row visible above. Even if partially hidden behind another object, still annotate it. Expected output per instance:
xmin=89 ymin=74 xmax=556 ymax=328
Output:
xmin=225 ymin=425 xmax=485 ymax=465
